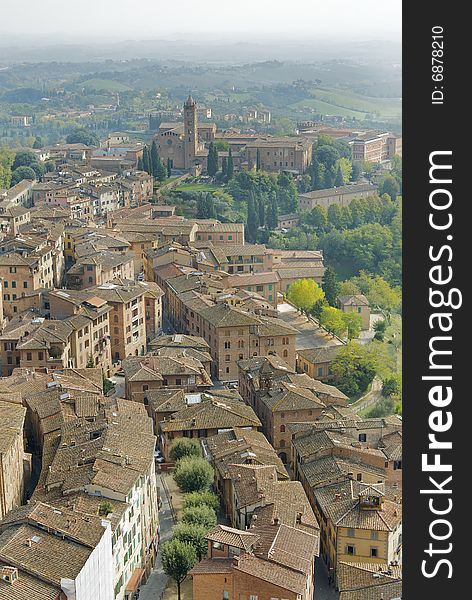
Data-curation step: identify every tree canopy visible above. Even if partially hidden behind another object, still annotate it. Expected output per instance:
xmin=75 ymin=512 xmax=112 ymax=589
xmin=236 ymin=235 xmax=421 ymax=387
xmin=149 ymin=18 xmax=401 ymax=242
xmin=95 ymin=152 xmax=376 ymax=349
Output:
xmin=173 ymin=456 xmax=214 ymax=493
xmin=169 ymin=438 xmax=201 ymax=462
xmin=160 ymin=539 xmax=197 ymax=600
xmin=287 ymin=278 xmax=325 ymax=313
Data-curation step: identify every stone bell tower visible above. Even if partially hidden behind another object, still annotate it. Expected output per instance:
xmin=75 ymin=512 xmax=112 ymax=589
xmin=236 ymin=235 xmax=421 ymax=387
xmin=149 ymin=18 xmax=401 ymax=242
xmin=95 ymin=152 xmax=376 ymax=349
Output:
xmin=184 ymin=94 xmax=198 ymax=170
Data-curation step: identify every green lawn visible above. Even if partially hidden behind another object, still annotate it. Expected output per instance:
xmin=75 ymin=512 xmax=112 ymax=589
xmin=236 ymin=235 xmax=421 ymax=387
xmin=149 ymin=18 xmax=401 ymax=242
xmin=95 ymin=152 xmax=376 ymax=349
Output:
xmin=292 ymin=87 xmax=401 ymax=121
xmin=173 ymin=183 xmax=222 ymax=193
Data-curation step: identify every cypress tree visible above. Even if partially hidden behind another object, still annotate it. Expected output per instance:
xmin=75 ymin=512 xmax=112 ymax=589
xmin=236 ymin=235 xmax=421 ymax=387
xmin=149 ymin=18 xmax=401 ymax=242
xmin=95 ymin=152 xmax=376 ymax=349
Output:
xmin=221 ymin=156 xmax=227 ymax=178
xmin=207 ymin=142 xmax=218 ymax=177
xmin=258 ymin=195 xmax=265 ymax=227
xmin=256 ymin=148 xmax=261 ymax=171
xmin=142 ymin=146 xmax=151 ymax=175
xmin=247 ymin=191 xmax=259 ymax=243
xmin=156 ymin=157 xmax=167 ymax=182
xmin=267 ymin=192 xmax=278 ymax=230
xmin=323 ymin=168 xmax=334 ymax=189
xmin=137 ymin=157 xmax=144 ymax=171
xmin=334 ymin=164 xmax=344 ymax=187
xmin=322 ymin=266 xmax=340 ymax=306
xmin=150 ymin=140 xmax=160 ymax=177
xmin=167 ymin=158 xmax=172 ymax=177
xmin=226 ymin=148 xmax=234 ymax=180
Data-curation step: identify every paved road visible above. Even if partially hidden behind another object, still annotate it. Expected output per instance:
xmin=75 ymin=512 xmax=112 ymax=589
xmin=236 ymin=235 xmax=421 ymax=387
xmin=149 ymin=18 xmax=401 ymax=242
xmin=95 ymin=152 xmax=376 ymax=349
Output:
xmin=351 ymin=377 xmax=383 ymax=414
xmin=140 ymin=474 xmax=175 ymax=600
xmin=277 ymin=303 xmax=343 ymax=352
xmin=314 ymin=558 xmax=338 ymax=600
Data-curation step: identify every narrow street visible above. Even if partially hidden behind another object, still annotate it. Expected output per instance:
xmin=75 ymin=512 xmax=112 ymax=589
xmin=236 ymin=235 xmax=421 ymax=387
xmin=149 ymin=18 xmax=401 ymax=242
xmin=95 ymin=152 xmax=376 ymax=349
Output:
xmin=140 ymin=474 xmax=175 ymax=600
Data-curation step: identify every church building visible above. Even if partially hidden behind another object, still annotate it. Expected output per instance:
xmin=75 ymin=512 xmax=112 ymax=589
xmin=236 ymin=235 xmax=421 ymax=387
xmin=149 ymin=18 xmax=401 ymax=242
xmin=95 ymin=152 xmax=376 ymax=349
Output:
xmin=156 ymin=96 xmax=217 ymax=174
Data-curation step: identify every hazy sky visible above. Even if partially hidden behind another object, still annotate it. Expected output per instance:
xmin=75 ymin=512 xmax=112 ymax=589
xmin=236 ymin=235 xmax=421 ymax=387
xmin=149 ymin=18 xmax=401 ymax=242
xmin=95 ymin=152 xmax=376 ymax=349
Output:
xmin=1 ymin=0 xmax=401 ymax=41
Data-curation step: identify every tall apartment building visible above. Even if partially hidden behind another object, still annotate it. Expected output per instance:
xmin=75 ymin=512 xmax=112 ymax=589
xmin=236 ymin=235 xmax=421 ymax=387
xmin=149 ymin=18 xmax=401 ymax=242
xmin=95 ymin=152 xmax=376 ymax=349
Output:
xmin=0 ymin=501 xmax=114 ymax=600
xmin=32 ymin=399 xmax=159 ymax=599
xmin=0 ymin=250 xmax=55 ymax=317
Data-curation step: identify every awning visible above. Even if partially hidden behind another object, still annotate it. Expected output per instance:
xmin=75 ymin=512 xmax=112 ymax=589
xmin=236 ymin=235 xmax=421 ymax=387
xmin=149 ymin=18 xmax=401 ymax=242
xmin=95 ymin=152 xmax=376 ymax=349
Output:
xmin=125 ymin=568 xmax=144 ymax=593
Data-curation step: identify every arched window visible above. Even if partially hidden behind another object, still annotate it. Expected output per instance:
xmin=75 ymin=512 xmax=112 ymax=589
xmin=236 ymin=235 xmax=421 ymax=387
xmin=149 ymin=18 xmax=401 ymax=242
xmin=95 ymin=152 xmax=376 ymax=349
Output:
xmin=280 ymin=439 xmax=286 ymax=448
xmin=280 ymin=425 xmax=285 ymax=433
xmin=283 ymin=349 xmax=288 ymax=358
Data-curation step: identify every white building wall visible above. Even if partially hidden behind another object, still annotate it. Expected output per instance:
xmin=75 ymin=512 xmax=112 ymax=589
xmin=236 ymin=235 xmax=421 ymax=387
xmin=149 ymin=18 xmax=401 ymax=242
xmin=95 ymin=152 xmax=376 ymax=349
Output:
xmin=61 ymin=520 xmax=114 ymax=600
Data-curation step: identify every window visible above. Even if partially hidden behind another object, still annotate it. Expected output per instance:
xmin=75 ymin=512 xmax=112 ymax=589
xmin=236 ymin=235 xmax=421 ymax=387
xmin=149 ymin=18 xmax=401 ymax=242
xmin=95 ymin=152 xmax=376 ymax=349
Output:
xmin=371 ymin=531 xmax=379 ymax=540
xmin=346 ymin=545 xmax=355 ymax=555
xmin=317 ymin=367 xmax=323 ymax=377
xmin=225 ymin=355 xmax=230 ymax=362
xmin=26 ymin=352 xmax=32 ymax=361
xmin=38 ymin=352 xmax=44 ymax=361
xmin=283 ymin=350 xmax=288 ymax=358
xmin=371 ymin=547 xmax=379 ymax=558
xmin=228 ymin=235 xmax=233 ymax=241
xmin=250 ymin=596 xmax=258 ymax=600
xmin=358 ymin=307 xmax=362 ymax=313
xmin=223 ymin=593 xmax=229 ymax=600
xmin=23 ymin=281 xmax=28 ymax=288
xmin=143 ymin=385 xmax=149 ymax=392
xmin=280 ymin=425 xmax=285 ymax=432
xmin=347 ymin=528 xmax=355 ymax=538
xmin=359 ymin=433 xmax=367 ymax=442
xmin=176 ymin=378 xmax=182 ymax=386
xmin=11 ymin=281 xmax=16 ymax=288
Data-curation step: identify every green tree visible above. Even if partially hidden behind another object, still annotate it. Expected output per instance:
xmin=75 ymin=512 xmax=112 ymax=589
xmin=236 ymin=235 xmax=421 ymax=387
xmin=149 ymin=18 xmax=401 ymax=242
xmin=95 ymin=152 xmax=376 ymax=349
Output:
xmin=352 ymin=272 xmax=401 ymax=318
xmin=226 ymin=148 xmax=234 ymax=180
xmin=86 ymin=354 xmax=95 ymax=368
xmin=207 ymin=142 xmax=218 ymax=177
xmin=167 ymin=157 xmax=172 ymax=177
xmin=174 ymin=456 xmax=214 ymax=493
xmin=13 ymin=150 xmax=45 ymax=179
xmin=256 ymin=148 xmax=261 ymax=171
xmin=182 ymin=504 xmax=217 ymax=530
xmin=322 ymin=266 xmax=340 ymax=306
xmin=150 ymin=140 xmax=160 ymax=177
xmin=142 ymin=146 xmax=152 ymax=175
xmin=350 ymin=161 xmax=362 ymax=182
xmin=320 ymin=306 xmax=346 ymax=336
xmin=32 ymin=136 xmax=43 ymax=149
xmin=169 ymin=438 xmax=201 ymax=462
xmin=323 ymin=168 xmax=334 ymax=188
xmin=257 ymin=195 xmax=265 ymax=227
xmin=382 ymin=373 xmax=402 ymax=398
xmin=66 ymin=128 xmax=99 ymax=146
xmin=221 ymin=156 xmax=228 ymax=179
xmin=155 ymin=157 xmax=168 ymax=182
xmin=0 ymin=147 xmax=15 ymax=188
xmin=172 ymin=523 xmax=208 ymax=561
xmin=246 ymin=191 xmax=259 ymax=243
xmin=183 ymin=491 xmax=220 ymax=512
xmin=342 ymin=312 xmax=363 ymax=340
xmin=334 ymin=164 xmax=344 ymax=187
xmin=266 ymin=191 xmax=278 ymax=230
xmin=137 ymin=157 xmax=144 ymax=171
xmin=331 ymin=341 xmax=377 ymax=397
xmin=10 ymin=166 xmax=36 ymax=186
xmin=335 ymin=157 xmax=352 ymax=184
xmin=315 ymin=144 xmax=340 ymax=170
xmin=160 ymin=539 xmax=197 ymax=600
xmin=373 ymin=318 xmax=387 ymax=341
xmin=310 ymin=296 xmax=329 ymax=321
xmin=287 ymin=278 xmax=325 ymax=313
xmin=380 ymin=175 xmax=400 ymax=201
